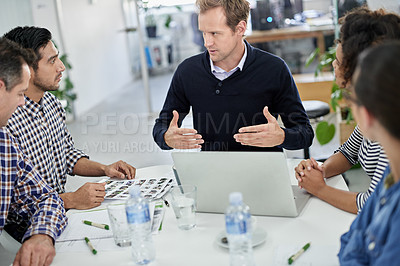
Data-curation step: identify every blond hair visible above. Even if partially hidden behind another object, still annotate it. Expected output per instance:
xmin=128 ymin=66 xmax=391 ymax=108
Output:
xmin=196 ymin=0 xmax=250 ymax=32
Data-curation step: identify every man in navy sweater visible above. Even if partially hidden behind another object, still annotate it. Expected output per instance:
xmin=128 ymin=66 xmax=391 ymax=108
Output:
xmin=153 ymin=0 xmax=313 ymax=152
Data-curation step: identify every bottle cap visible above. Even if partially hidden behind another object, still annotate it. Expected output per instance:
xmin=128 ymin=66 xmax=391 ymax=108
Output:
xmin=129 ymin=186 xmax=141 ymax=197
xmin=229 ymin=192 xmax=243 ymax=205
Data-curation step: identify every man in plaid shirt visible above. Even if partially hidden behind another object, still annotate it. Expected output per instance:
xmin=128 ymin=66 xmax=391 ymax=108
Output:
xmin=3 ymin=27 xmax=136 ymax=207
xmin=0 ymin=37 xmax=67 ymax=266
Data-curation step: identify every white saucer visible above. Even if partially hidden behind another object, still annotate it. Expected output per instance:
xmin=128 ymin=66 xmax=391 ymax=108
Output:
xmin=215 ymin=227 xmax=267 ymax=249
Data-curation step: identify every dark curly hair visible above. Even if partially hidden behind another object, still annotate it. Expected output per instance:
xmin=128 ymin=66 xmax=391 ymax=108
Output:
xmin=339 ymin=7 xmax=400 ymax=85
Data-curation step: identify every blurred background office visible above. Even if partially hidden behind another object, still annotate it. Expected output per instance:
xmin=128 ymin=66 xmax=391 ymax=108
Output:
xmin=1 ymin=0 xmax=399 ymax=190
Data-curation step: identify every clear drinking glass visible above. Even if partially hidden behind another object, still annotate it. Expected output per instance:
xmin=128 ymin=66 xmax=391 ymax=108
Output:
xmin=169 ymin=185 xmax=197 ymax=230
xmin=107 ymin=202 xmax=131 ymax=247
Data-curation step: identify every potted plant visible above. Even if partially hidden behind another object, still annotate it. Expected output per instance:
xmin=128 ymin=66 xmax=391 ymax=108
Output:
xmin=145 ymin=13 xmax=157 ymax=38
xmin=137 ymin=0 xmax=182 ymax=38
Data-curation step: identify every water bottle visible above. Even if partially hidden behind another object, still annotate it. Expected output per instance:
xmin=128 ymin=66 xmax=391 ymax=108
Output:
xmin=125 ymin=186 xmax=156 ymax=265
xmin=225 ymin=192 xmax=255 ymax=266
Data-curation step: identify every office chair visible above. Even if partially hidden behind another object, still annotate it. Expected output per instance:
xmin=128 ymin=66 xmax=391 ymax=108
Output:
xmin=303 ymin=100 xmax=330 ymax=159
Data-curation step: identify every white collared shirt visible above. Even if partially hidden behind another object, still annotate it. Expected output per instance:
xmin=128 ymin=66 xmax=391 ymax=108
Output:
xmin=210 ymin=42 xmax=247 ymax=81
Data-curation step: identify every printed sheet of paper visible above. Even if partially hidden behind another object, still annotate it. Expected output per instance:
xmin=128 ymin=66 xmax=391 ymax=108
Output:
xmin=56 ymin=209 xmax=113 ymax=242
xmin=56 ymin=237 xmax=127 ymax=253
xmin=100 ymin=177 xmax=173 ymax=200
xmin=150 ymin=200 xmax=165 ymax=234
xmin=56 ymin=202 xmax=165 ymax=249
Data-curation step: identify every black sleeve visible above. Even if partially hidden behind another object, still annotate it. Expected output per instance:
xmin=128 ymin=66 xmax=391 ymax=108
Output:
xmin=153 ymin=68 xmax=191 ymax=150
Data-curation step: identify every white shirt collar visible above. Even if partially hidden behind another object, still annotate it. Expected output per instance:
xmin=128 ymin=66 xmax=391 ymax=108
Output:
xmin=210 ymin=42 xmax=247 ymax=76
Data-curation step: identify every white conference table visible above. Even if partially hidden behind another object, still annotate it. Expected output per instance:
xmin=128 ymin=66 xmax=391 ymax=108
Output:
xmin=51 ymin=160 xmax=355 ymax=266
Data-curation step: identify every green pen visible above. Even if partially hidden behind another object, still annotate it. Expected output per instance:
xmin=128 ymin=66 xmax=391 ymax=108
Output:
xmin=84 ymin=237 xmax=97 ymax=255
xmin=288 ymin=242 xmax=311 ymax=265
xmin=83 ymin=220 xmax=110 ymax=230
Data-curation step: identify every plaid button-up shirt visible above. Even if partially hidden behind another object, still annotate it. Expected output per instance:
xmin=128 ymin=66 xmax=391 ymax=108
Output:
xmin=0 ymin=127 xmax=67 ymax=241
xmin=6 ymin=92 xmax=88 ymax=194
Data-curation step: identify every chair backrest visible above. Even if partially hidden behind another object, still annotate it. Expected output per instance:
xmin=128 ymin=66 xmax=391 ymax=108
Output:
xmin=0 ymin=230 xmax=21 ymax=253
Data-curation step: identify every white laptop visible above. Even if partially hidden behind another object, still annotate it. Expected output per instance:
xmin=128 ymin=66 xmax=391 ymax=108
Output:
xmin=171 ymin=151 xmax=310 ymax=217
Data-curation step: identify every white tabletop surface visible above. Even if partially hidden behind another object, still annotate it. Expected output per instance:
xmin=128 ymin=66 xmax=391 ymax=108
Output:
xmin=48 ymin=160 xmax=356 ymax=266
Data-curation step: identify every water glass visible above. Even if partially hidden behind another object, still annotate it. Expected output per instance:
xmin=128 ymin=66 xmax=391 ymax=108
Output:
xmin=107 ymin=202 xmax=131 ymax=247
xmin=169 ymin=185 xmax=197 ymax=230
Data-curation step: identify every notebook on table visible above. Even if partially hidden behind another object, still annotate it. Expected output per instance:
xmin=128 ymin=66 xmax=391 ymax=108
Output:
xmin=171 ymin=151 xmax=310 ymax=217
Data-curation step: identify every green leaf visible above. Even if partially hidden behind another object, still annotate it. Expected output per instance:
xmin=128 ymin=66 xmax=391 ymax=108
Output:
xmin=316 ymin=121 xmax=335 ymax=145
xmin=305 ymin=48 xmax=319 ymax=68
xmin=165 ymin=14 xmax=172 ymax=28
xmin=331 ymin=89 xmax=342 ymax=100
xmin=345 ymin=108 xmax=354 ymax=123
xmin=320 ymin=58 xmax=333 ymax=67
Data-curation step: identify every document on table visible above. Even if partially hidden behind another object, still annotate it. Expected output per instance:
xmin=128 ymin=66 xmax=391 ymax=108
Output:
xmin=273 ymin=244 xmax=339 ymax=266
xmin=99 ymin=177 xmax=173 ymax=200
xmin=56 ymin=209 xmax=113 ymax=242
xmin=56 ymin=236 xmax=127 ymax=253
xmin=56 ymin=200 xmax=165 ymax=252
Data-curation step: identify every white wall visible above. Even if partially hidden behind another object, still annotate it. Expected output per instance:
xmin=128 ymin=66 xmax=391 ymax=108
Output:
xmin=30 ymin=0 xmax=133 ymax=116
xmin=0 ymin=0 xmax=33 ymax=35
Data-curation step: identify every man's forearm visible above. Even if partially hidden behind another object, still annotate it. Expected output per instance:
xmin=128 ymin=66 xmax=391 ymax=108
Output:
xmin=59 ymin=192 xmax=74 ymax=209
xmin=153 ymin=122 xmax=173 ymax=150
xmin=280 ymin=125 xmax=314 ymax=150
xmin=72 ymin=157 xmax=106 ymax=176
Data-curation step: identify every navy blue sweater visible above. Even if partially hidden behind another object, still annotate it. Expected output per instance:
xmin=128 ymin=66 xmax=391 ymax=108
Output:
xmin=153 ymin=41 xmax=313 ymax=151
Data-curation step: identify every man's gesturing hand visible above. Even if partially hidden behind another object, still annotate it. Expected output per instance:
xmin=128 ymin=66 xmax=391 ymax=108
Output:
xmin=164 ymin=110 xmax=204 ymax=149
xmin=234 ymin=106 xmax=285 ymax=147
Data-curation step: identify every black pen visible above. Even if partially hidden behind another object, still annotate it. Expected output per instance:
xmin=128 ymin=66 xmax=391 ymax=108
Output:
xmin=164 ymin=199 xmax=170 ymax=207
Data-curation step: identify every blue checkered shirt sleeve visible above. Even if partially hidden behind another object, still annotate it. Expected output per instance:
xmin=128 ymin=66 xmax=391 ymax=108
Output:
xmin=0 ymin=128 xmax=68 ymax=241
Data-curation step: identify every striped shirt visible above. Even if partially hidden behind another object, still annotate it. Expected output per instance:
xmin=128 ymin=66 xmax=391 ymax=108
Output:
xmin=0 ymin=127 xmax=67 ymax=241
xmin=6 ymin=92 xmax=88 ymax=194
xmin=337 ymin=125 xmax=389 ymax=212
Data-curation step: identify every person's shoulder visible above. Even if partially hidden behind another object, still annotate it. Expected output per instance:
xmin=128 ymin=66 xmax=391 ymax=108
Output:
xmin=247 ymin=43 xmax=285 ymax=65
xmin=44 ymin=92 xmax=65 ymax=111
xmin=0 ymin=127 xmax=10 ymax=141
xmin=7 ymin=105 xmax=24 ymax=125
xmin=44 ymin=91 xmax=60 ymax=103
xmin=0 ymin=127 xmax=19 ymax=155
xmin=176 ymin=52 xmax=206 ymax=72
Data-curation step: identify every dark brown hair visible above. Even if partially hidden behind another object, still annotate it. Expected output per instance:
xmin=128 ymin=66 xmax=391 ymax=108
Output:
xmin=196 ymin=0 xmax=250 ymax=32
xmin=0 ymin=37 xmax=36 ymax=91
xmin=4 ymin=26 xmax=52 ymax=71
xmin=339 ymin=7 xmax=400 ymax=85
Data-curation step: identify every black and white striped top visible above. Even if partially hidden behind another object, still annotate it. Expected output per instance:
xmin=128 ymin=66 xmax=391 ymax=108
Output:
xmin=337 ymin=126 xmax=389 ymax=213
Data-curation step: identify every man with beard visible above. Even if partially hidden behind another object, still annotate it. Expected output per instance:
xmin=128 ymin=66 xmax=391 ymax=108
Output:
xmin=3 ymin=26 xmax=136 ymax=242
